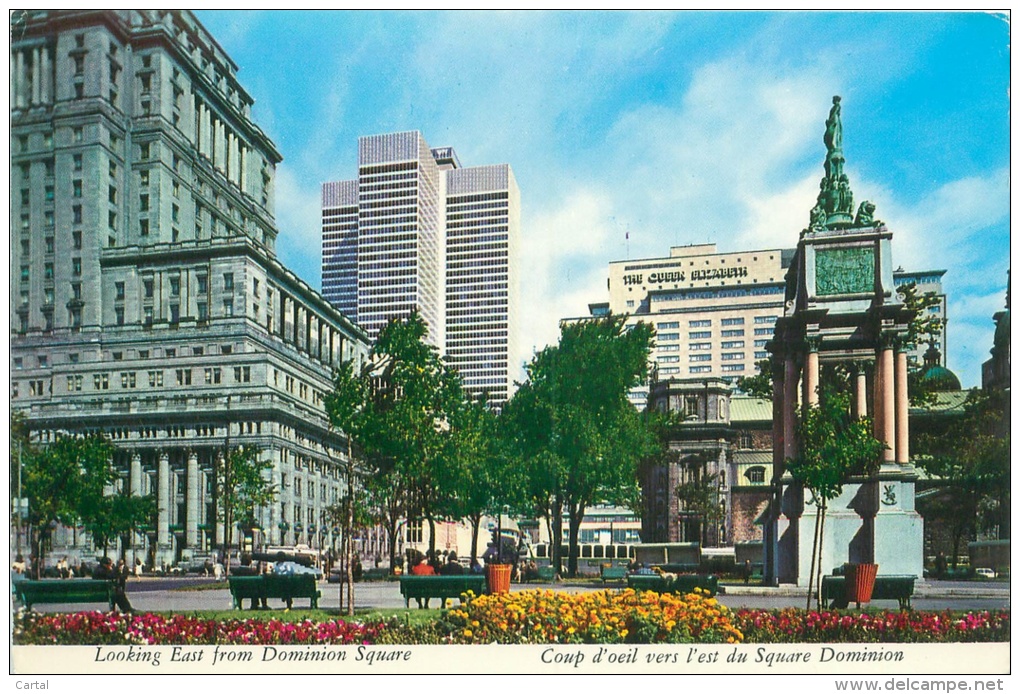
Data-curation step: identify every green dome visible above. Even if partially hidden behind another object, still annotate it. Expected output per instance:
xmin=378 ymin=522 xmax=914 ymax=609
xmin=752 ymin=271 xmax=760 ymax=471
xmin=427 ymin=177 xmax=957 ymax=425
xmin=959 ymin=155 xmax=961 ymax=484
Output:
xmin=921 ymin=364 xmax=962 ymax=392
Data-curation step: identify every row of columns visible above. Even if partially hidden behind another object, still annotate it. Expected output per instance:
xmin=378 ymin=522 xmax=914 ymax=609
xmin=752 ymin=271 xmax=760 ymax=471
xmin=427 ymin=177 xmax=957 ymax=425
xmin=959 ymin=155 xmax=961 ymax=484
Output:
xmin=775 ymin=334 xmax=910 ymax=471
xmin=276 ymin=289 xmax=348 ymax=367
xmin=195 ymin=99 xmax=248 ymax=191
xmin=11 ymin=46 xmax=54 ymax=109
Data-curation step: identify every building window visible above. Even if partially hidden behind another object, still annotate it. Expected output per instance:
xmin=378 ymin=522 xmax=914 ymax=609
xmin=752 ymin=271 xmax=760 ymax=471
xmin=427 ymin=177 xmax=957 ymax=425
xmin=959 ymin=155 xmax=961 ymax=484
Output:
xmin=223 ymin=273 xmax=234 ymax=291
xmin=144 ymin=306 xmax=153 ymax=325
xmin=746 ymin=466 xmax=767 ymax=484
xmin=94 ymin=373 xmax=110 ymax=390
xmin=148 ymin=370 xmax=163 ymax=388
xmin=140 ymin=169 xmax=149 ymax=186
xmin=144 ymin=278 xmax=154 ymax=299
xmin=73 ymin=180 xmax=82 ymax=197
xmin=721 ymin=329 xmax=744 ymax=337
xmin=120 ymin=372 xmax=136 ymax=388
xmin=115 ymin=307 xmax=124 ymax=325
xmin=169 ymin=304 xmax=180 ymax=324
xmin=223 ymin=299 xmax=233 ymax=317
xmin=140 ymin=219 xmax=149 ymax=236
xmin=234 ymin=366 xmax=251 ymax=383
xmin=204 ymin=368 xmax=221 ymax=384
xmin=690 ymin=354 xmax=711 ymax=362
xmin=72 ymin=258 xmax=82 ymax=276
xmin=176 ymin=369 xmax=192 ymax=386
xmin=689 ymin=331 xmax=711 ymax=340
xmin=139 ymin=194 xmax=149 ymax=212
xmin=115 ymin=282 xmax=125 ymax=300
xmin=721 ymin=317 xmax=745 ymax=326
xmin=690 ymin=366 xmax=711 ymax=374
xmin=197 ymin=302 xmax=208 ymax=322
xmin=169 ymin=277 xmax=180 ymax=297
xmin=689 ymin=320 xmax=711 ymax=327
xmin=140 ymin=143 xmax=150 ymax=160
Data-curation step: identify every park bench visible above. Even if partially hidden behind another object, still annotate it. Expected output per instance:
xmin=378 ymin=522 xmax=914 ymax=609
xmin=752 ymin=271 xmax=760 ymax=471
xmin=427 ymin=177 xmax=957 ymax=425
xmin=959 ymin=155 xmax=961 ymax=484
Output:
xmin=820 ymin=575 xmax=916 ymax=610
xmin=398 ymin=574 xmax=487 ymax=609
xmin=536 ymin=565 xmax=557 ymax=582
xmin=228 ymin=574 xmax=321 ymax=609
xmin=14 ymin=579 xmax=115 ymax=611
xmin=599 ymin=564 xmax=629 ymax=584
xmin=627 ymin=573 xmax=719 ymax=597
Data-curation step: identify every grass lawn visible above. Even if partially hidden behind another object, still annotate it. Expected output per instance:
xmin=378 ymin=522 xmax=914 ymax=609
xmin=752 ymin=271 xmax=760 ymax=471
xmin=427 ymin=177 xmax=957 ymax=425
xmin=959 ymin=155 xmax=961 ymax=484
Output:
xmin=142 ymin=607 xmax=440 ymax=627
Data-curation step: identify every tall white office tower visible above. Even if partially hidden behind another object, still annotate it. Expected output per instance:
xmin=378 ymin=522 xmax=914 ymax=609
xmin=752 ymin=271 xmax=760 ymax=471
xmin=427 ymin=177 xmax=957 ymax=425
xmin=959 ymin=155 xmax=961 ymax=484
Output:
xmin=322 ymin=133 xmax=519 ymax=406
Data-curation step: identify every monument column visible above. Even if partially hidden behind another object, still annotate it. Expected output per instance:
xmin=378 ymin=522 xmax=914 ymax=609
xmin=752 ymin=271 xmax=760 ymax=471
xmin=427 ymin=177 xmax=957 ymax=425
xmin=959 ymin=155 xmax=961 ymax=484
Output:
xmin=895 ymin=341 xmax=910 ymax=464
xmin=879 ymin=334 xmax=896 ymax=464
xmin=803 ymin=338 xmax=820 ymax=407
xmin=855 ymin=362 xmax=869 ymax=419
xmin=783 ymin=354 xmax=800 ymax=459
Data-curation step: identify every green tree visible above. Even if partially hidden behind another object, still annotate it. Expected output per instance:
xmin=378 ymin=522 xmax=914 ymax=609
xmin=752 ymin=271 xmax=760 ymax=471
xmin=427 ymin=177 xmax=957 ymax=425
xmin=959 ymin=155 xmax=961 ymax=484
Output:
xmin=737 ymin=358 xmax=774 ymax=400
xmin=325 ymin=357 xmax=370 ymax=614
xmin=914 ymin=388 xmax=1010 ymax=565
xmin=358 ymin=312 xmax=465 ymax=559
xmin=448 ymin=394 xmax=520 ymax=566
xmin=504 ymin=315 xmax=661 ymax=577
xmin=215 ymin=445 xmax=276 ymax=577
xmin=675 ymin=468 xmax=724 ymax=546
xmin=786 ymin=379 xmax=885 ymax=609
xmin=22 ymin=433 xmax=116 ymax=578
xmin=83 ymin=493 xmax=156 ymax=559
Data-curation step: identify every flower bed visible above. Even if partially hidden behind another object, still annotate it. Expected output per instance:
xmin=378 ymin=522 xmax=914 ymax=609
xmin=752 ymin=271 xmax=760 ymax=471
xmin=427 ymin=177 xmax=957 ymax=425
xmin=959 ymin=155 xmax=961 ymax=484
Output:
xmin=12 ymin=598 xmax=1010 ymax=646
xmin=438 ymin=588 xmax=742 ymax=644
xmin=733 ymin=608 xmax=1010 ymax=643
xmin=13 ymin=610 xmax=387 ymax=646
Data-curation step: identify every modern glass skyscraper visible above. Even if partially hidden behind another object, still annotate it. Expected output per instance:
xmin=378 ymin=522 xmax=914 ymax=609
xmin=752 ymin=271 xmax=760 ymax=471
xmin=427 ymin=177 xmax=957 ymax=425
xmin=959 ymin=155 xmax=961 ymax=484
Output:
xmin=322 ymin=132 xmax=519 ymax=405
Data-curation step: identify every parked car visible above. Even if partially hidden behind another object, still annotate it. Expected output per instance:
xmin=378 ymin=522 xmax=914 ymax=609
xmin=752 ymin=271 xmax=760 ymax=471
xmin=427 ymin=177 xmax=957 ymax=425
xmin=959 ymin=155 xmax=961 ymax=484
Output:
xmin=975 ymin=568 xmax=997 ymax=579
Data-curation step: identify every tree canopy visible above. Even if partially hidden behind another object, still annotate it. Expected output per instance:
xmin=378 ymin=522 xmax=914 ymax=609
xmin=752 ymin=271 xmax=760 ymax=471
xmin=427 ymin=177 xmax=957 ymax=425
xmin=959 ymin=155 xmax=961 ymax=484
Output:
xmin=502 ymin=314 xmax=661 ymax=576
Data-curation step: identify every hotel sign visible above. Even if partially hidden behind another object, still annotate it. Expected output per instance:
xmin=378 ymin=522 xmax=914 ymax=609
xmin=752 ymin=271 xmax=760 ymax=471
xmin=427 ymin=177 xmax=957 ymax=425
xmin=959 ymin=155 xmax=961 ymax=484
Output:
xmin=622 ymin=266 xmax=750 ymax=286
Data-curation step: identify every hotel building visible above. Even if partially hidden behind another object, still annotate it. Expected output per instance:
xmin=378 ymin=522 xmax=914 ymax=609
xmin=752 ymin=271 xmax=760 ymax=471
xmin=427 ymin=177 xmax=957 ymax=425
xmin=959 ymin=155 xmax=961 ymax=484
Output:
xmin=10 ymin=10 xmax=378 ymax=568
xmin=582 ymin=243 xmax=795 ymax=409
xmin=322 ymin=134 xmax=520 ymax=405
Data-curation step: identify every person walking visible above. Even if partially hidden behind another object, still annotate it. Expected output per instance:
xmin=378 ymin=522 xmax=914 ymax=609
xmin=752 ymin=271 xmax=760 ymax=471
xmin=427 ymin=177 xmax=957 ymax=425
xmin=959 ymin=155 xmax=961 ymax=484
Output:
xmin=95 ymin=557 xmax=134 ymax=613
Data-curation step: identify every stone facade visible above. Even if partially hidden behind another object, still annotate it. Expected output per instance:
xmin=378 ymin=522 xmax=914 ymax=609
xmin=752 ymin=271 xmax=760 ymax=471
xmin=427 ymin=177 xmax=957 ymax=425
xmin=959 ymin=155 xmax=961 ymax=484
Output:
xmin=10 ymin=10 xmax=377 ymax=569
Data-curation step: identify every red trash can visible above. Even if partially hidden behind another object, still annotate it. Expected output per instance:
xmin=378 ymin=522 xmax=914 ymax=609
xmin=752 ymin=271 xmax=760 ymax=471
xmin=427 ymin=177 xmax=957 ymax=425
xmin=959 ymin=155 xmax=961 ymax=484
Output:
xmin=845 ymin=563 xmax=879 ymax=607
xmin=486 ymin=563 xmax=512 ymax=594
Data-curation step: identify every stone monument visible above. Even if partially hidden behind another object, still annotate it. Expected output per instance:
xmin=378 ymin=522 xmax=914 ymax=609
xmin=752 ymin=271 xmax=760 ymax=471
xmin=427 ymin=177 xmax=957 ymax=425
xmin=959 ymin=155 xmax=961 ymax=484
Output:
xmin=763 ymin=97 xmax=923 ymax=586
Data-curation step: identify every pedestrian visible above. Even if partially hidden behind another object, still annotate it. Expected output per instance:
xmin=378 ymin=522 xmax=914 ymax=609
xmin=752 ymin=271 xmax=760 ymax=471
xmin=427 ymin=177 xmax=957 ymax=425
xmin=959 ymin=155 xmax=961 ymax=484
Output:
xmin=95 ymin=556 xmax=134 ymax=613
xmin=744 ymin=559 xmax=752 ymax=584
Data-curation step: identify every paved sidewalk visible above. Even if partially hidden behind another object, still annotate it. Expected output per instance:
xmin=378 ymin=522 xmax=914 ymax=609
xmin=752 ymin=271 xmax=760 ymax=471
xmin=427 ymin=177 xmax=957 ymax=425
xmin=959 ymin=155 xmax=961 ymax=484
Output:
xmin=19 ymin=577 xmax=1009 ymax=615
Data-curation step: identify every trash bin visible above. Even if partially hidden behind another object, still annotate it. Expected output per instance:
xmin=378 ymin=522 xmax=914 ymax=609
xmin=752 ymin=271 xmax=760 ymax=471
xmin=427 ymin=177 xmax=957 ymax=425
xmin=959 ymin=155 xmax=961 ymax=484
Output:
xmin=486 ymin=563 xmax=512 ymax=594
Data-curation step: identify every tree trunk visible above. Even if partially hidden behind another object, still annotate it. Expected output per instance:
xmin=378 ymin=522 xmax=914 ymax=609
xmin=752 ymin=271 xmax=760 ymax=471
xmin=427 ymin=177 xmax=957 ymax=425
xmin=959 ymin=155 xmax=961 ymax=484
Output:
xmin=815 ymin=500 xmax=828 ymax=611
xmin=551 ymin=494 xmax=564 ymax=576
xmin=427 ymin=515 xmax=436 ymax=559
xmin=567 ymin=502 xmax=585 ymax=578
xmin=469 ymin=515 xmax=481 ymax=565
xmin=344 ymin=441 xmax=354 ymax=616
xmin=806 ymin=499 xmax=821 ymax=611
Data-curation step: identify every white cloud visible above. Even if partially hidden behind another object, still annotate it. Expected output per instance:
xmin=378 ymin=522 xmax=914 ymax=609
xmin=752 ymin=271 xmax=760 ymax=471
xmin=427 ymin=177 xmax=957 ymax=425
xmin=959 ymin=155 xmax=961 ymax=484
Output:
xmin=273 ymin=166 xmax=324 ymax=286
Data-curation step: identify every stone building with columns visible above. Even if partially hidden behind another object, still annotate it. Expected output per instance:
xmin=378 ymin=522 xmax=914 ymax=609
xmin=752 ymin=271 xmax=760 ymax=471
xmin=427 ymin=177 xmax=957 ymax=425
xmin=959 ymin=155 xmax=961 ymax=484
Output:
xmin=10 ymin=10 xmax=377 ymax=568
xmin=763 ymin=97 xmax=923 ymax=586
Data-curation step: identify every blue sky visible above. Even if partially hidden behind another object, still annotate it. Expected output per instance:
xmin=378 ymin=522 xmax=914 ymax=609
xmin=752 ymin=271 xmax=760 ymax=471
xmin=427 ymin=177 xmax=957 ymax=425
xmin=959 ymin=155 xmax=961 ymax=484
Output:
xmin=196 ymin=10 xmax=1010 ymax=388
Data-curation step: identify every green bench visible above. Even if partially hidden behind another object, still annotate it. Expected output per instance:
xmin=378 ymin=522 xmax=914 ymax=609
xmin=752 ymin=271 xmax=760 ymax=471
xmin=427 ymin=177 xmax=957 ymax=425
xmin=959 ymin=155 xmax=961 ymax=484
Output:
xmin=536 ymin=565 xmax=557 ymax=582
xmin=820 ymin=575 xmax=916 ymax=610
xmin=627 ymin=573 xmax=719 ymax=597
xmin=599 ymin=564 xmax=629 ymax=583
xmin=398 ymin=575 xmax=487 ymax=609
xmin=14 ymin=579 xmax=115 ymax=611
xmin=228 ymin=574 xmax=321 ymax=609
